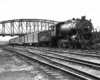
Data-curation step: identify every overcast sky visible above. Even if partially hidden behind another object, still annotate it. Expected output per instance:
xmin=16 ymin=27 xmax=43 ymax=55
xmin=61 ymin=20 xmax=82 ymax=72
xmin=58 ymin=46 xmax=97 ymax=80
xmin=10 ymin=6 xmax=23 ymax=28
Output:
xmin=0 ymin=0 xmax=100 ymax=41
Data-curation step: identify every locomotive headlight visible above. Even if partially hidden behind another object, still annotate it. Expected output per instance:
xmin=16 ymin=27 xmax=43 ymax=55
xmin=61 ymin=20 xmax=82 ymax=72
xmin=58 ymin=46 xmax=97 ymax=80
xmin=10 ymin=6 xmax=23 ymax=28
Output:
xmin=82 ymin=22 xmax=93 ymax=34
xmin=84 ymin=25 xmax=90 ymax=31
xmin=83 ymin=24 xmax=90 ymax=32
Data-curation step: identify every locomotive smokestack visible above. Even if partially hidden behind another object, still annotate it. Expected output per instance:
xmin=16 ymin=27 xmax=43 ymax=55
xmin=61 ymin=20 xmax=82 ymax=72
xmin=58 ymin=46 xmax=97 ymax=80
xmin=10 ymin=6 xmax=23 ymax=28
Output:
xmin=81 ymin=16 xmax=86 ymax=20
xmin=72 ymin=18 xmax=75 ymax=20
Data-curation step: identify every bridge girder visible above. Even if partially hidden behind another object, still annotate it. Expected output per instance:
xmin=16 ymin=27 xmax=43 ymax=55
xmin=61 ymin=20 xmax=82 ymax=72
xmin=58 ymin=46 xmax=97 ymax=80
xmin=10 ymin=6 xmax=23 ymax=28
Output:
xmin=0 ymin=19 xmax=58 ymax=36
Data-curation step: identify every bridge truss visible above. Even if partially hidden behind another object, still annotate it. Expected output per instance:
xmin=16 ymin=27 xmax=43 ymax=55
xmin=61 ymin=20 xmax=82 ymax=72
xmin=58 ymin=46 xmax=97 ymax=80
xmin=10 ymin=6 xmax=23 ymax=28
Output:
xmin=0 ymin=19 xmax=58 ymax=36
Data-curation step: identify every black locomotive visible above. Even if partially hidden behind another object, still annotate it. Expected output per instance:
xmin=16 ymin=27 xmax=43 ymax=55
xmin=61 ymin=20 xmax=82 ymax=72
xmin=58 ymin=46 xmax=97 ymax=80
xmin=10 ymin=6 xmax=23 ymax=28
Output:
xmin=50 ymin=16 xmax=94 ymax=48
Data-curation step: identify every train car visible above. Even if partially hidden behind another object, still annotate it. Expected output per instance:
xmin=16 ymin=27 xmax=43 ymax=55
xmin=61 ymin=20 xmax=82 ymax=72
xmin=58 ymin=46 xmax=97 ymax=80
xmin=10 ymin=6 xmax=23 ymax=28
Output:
xmin=25 ymin=32 xmax=35 ymax=45
xmin=19 ymin=36 xmax=25 ymax=45
xmin=24 ymin=31 xmax=41 ymax=46
xmin=24 ymin=30 xmax=51 ymax=46
xmin=33 ymin=32 xmax=39 ymax=44
xmin=24 ymin=35 xmax=28 ymax=45
xmin=9 ymin=38 xmax=15 ymax=45
xmin=24 ymin=32 xmax=39 ymax=46
xmin=38 ymin=30 xmax=51 ymax=46
xmin=14 ymin=37 xmax=19 ymax=45
xmin=9 ymin=37 xmax=19 ymax=45
xmin=9 ymin=36 xmax=25 ymax=45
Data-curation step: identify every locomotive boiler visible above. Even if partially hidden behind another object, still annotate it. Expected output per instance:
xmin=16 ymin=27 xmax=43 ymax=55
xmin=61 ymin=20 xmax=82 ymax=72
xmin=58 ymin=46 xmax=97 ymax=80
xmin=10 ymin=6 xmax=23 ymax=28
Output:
xmin=60 ymin=17 xmax=93 ymax=34
xmin=50 ymin=16 xmax=94 ymax=48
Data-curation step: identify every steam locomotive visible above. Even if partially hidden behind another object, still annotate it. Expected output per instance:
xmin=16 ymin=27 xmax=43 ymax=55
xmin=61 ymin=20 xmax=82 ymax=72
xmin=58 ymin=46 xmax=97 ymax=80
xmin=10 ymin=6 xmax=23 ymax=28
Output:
xmin=50 ymin=16 xmax=93 ymax=48
xmin=9 ymin=16 xmax=95 ymax=49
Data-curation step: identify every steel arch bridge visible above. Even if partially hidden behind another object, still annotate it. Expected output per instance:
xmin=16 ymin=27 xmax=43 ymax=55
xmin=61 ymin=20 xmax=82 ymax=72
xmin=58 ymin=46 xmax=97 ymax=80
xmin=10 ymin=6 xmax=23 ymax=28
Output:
xmin=0 ymin=19 xmax=58 ymax=36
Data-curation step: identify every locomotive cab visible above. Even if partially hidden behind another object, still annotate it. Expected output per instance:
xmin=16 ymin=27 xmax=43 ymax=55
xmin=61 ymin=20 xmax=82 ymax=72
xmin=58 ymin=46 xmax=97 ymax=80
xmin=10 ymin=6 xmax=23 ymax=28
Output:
xmin=51 ymin=25 xmax=56 ymax=37
xmin=51 ymin=22 xmax=65 ymax=37
xmin=50 ymin=22 xmax=65 ymax=47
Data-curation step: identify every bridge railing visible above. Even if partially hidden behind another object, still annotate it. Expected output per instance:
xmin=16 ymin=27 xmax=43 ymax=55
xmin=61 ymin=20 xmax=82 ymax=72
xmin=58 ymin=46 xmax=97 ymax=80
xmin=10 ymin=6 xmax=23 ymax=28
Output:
xmin=0 ymin=19 xmax=58 ymax=36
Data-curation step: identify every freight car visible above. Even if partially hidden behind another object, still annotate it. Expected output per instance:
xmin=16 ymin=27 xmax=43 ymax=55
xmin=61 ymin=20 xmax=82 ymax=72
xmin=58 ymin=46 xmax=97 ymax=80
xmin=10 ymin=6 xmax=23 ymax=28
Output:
xmin=9 ymin=30 xmax=51 ymax=46
xmin=9 ymin=37 xmax=19 ymax=45
xmin=9 ymin=16 xmax=96 ymax=49
xmin=24 ymin=30 xmax=51 ymax=46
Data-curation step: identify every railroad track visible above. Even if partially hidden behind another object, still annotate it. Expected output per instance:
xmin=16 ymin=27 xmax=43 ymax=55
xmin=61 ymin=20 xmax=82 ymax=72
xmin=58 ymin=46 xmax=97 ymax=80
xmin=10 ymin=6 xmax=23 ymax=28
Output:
xmin=11 ymin=46 xmax=100 ymax=56
xmin=3 ymin=47 xmax=100 ymax=80
xmin=9 ymin=46 xmax=100 ymax=65
xmin=27 ymin=49 xmax=100 ymax=69
xmin=31 ymin=47 xmax=100 ymax=56
xmin=27 ymin=47 xmax=100 ymax=64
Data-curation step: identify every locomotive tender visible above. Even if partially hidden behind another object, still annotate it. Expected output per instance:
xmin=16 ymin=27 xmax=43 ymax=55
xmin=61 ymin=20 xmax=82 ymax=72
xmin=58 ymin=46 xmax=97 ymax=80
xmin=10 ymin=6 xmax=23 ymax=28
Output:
xmin=9 ymin=16 xmax=95 ymax=49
